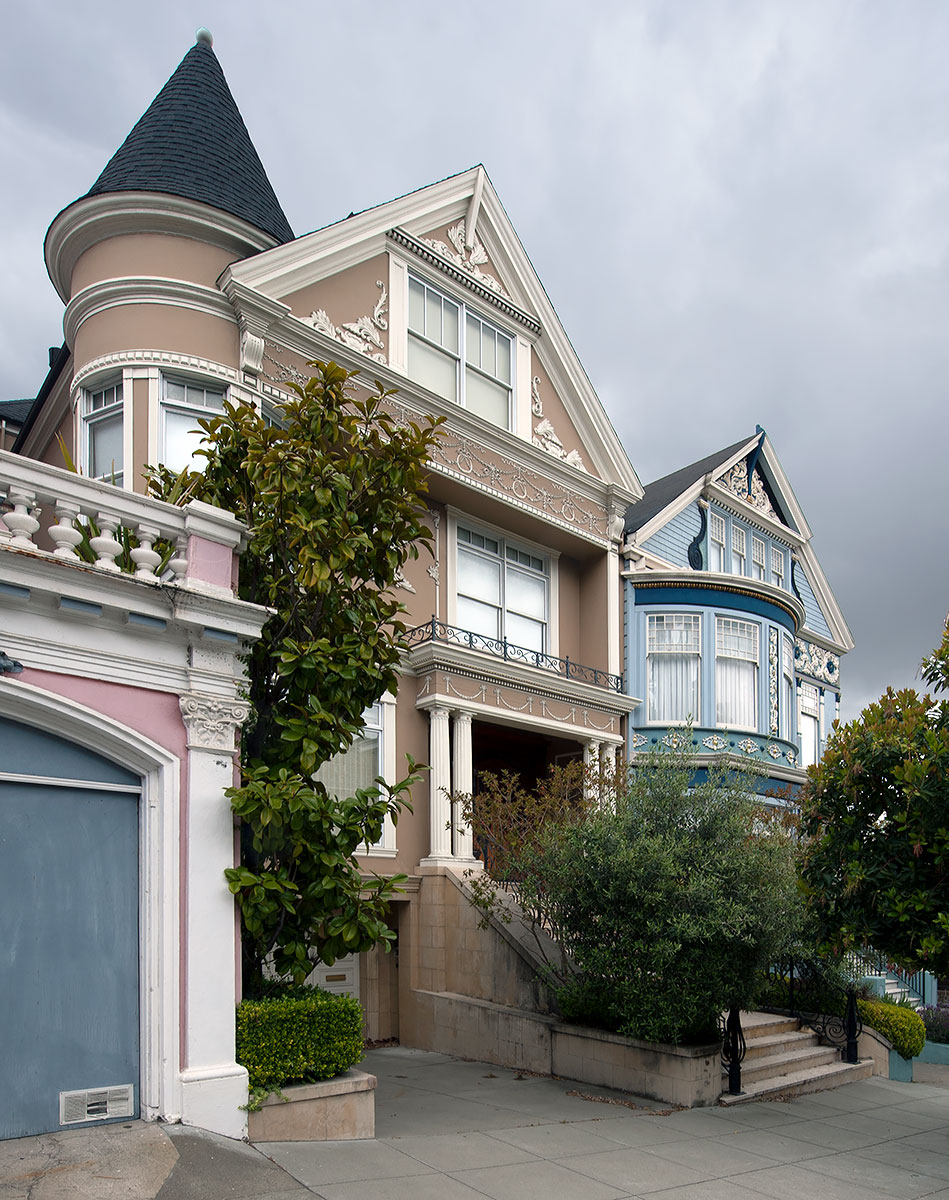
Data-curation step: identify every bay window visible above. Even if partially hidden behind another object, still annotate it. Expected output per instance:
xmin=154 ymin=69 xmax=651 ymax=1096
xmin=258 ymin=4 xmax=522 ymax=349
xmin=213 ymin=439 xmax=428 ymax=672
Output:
xmin=647 ymin=613 xmax=701 ymax=723
xmin=408 ymin=275 xmax=513 ymax=429
xmin=781 ymin=634 xmax=795 ymax=740
xmin=716 ymin=617 xmax=758 ymax=729
xmin=772 ymin=546 xmax=786 ymax=590
xmin=799 ymin=683 xmax=821 ymax=767
xmin=731 ymin=525 xmax=746 ymax=575
xmin=83 ymin=382 xmax=124 ymax=485
xmin=752 ymin=536 xmax=766 ymax=580
xmin=456 ymin=526 xmax=547 ymax=653
xmin=161 ymin=377 xmax=225 ymax=473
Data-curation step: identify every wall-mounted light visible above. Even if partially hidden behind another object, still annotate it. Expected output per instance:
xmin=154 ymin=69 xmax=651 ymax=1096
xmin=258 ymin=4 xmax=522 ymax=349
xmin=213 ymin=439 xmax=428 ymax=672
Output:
xmin=0 ymin=650 xmax=24 ymax=675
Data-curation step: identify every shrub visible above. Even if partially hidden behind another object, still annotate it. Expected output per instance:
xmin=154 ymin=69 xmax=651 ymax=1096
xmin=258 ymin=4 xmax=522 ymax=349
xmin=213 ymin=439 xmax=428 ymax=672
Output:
xmin=922 ymin=1005 xmax=949 ymax=1045
xmin=236 ymin=987 xmax=364 ymax=1090
xmin=857 ymin=997 xmax=925 ymax=1060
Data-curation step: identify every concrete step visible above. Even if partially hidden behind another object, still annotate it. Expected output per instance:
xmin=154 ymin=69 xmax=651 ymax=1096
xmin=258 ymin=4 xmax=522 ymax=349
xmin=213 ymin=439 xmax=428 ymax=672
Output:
xmin=729 ymin=1044 xmax=841 ymax=1085
xmin=737 ymin=1012 xmax=801 ymax=1038
xmin=742 ymin=1029 xmax=822 ymax=1060
xmin=719 ymin=1058 xmax=874 ymax=1105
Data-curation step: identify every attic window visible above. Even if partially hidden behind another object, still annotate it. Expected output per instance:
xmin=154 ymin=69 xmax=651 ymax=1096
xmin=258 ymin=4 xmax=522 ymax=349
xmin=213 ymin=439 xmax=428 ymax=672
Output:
xmin=407 ymin=274 xmax=513 ymax=430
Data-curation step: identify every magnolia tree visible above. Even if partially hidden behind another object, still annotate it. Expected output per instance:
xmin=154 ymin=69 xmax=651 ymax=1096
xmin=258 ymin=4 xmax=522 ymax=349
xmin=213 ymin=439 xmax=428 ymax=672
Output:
xmin=149 ymin=363 xmax=441 ymax=993
xmin=799 ymin=623 xmax=949 ymax=977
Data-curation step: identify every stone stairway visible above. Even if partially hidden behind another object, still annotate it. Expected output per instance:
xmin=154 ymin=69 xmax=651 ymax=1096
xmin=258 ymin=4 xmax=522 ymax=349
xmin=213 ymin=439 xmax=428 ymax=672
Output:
xmin=719 ymin=1010 xmax=873 ymax=1105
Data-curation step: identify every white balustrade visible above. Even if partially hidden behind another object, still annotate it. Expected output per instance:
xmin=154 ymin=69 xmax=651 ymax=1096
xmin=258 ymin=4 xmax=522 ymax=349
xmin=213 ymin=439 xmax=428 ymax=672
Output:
xmin=0 ymin=449 xmax=243 ymax=592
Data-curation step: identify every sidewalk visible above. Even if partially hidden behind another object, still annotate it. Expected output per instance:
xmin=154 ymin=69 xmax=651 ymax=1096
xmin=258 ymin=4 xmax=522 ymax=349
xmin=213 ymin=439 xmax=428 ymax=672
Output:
xmin=2 ymin=1048 xmax=947 ymax=1199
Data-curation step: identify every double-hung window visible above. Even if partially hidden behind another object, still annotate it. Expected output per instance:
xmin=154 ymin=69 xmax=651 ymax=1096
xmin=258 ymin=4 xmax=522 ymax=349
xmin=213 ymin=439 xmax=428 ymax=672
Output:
xmin=799 ymin=683 xmax=820 ymax=767
xmin=781 ymin=635 xmax=795 ymax=740
xmin=313 ymin=703 xmax=383 ymax=800
xmin=408 ymin=275 xmax=513 ymax=429
xmin=708 ymin=512 xmax=725 ymax=571
xmin=731 ymin=525 xmax=747 ymax=575
xmin=752 ymin=536 xmax=766 ymax=580
xmin=161 ymin=377 xmax=225 ymax=473
xmin=456 ymin=527 xmax=547 ymax=653
xmin=83 ymin=382 xmax=124 ymax=485
xmin=716 ymin=617 xmax=758 ymax=730
xmin=647 ymin=614 xmax=701 ymax=723
xmin=771 ymin=546 xmax=786 ymax=590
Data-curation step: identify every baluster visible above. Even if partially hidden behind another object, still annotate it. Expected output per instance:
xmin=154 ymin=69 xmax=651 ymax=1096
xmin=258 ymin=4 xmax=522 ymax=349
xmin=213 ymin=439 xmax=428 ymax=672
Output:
xmin=3 ymin=490 xmax=41 ymax=548
xmin=48 ymin=501 xmax=84 ymax=559
xmin=167 ymin=534 xmax=188 ymax=584
xmin=130 ymin=523 xmax=162 ymax=581
xmin=89 ymin=511 xmax=124 ymax=572
xmin=844 ymin=985 xmax=859 ymax=1064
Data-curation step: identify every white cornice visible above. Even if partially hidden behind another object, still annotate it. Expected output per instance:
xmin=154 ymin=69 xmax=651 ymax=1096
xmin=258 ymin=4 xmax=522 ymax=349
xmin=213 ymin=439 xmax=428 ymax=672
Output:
xmin=64 ymin=277 xmax=237 ymax=345
xmin=45 ymin=193 xmax=278 ymax=303
xmin=626 ymin=568 xmax=807 ymax=632
xmin=706 ymin=482 xmax=806 ymax=547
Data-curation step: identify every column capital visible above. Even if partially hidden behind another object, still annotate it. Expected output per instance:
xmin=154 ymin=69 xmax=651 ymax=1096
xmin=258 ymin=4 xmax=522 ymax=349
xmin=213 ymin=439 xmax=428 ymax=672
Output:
xmin=179 ymin=693 xmax=250 ymax=751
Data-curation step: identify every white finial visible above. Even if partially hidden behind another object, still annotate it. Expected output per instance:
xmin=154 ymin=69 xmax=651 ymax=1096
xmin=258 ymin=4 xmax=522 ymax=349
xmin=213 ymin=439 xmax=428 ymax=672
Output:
xmin=196 ymin=27 xmax=213 ymax=46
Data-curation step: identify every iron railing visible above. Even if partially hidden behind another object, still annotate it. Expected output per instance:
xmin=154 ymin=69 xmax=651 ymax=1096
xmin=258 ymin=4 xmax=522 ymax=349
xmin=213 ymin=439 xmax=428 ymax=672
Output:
xmin=845 ymin=948 xmax=936 ymax=1007
xmin=764 ymin=958 xmax=862 ymax=1063
xmin=720 ymin=1006 xmax=747 ymax=1095
xmin=405 ymin=617 xmax=625 ymax=693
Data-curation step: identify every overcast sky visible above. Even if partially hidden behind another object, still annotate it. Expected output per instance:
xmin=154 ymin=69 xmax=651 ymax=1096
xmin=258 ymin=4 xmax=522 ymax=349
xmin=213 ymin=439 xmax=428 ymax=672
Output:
xmin=2 ymin=1 xmax=946 ymax=722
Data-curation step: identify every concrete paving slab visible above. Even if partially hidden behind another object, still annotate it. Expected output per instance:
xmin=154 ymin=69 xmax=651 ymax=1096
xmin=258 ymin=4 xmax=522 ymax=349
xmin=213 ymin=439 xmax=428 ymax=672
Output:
xmin=640 ymin=1181 xmax=774 ymax=1200
xmin=315 ymin=1170 xmax=489 ymax=1200
xmin=639 ymin=1135 xmax=792 ymax=1177
xmin=485 ymin=1120 xmax=640 ymax=1158
xmin=449 ymin=1158 xmax=629 ymax=1200
xmin=726 ymin=1162 xmax=893 ymax=1200
xmin=799 ymin=1148 xmax=948 ymax=1199
xmin=378 ymin=1130 xmax=538 ymax=1171
xmin=819 ymin=1109 xmax=930 ymax=1138
xmin=855 ymin=1140 xmax=949 ymax=1184
xmin=557 ymin=1144 xmax=716 ymax=1193
xmin=571 ymin=1116 xmax=696 ymax=1149
xmin=260 ymin=1139 xmax=433 ymax=1188
xmin=761 ymin=1115 xmax=897 ymax=1150
xmin=0 ymin=1121 xmax=177 ymax=1200
xmin=158 ymin=1127 xmax=310 ymax=1199
xmin=701 ymin=1127 xmax=832 ymax=1164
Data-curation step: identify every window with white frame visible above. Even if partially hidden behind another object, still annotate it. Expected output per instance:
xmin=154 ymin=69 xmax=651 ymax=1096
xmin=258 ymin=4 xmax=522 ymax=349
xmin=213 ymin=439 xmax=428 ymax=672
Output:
xmin=456 ymin=526 xmax=547 ymax=652
xmin=83 ymin=381 xmax=124 ymax=484
xmin=716 ymin=617 xmax=759 ymax=730
xmin=752 ymin=536 xmax=766 ymax=580
xmin=799 ymin=683 xmax=821 ymax=767
xmin=647 ymin=613 xmax=701 ymax=723
xmin=731 ymin=525 xmax=747 ymax=575
xmin=771 ymin=546 xmax=785 ymax=590
xmin=408 ymin=275 xmax=513 ymax=429
xmin=312 ymin=702 xmax=395 ymax=852
xmin=781 ymin=635 xmax=795 ymax=740
xmin=161 ymin=377 xmax=225 ymax=473
xmin=709 ymin=512 xmax=725 ymax=571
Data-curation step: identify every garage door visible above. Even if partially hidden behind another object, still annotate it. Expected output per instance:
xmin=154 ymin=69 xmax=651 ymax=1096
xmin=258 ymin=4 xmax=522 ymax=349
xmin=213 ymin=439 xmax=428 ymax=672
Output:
xmin=0 ymin=717 xmax=141 ymax=1139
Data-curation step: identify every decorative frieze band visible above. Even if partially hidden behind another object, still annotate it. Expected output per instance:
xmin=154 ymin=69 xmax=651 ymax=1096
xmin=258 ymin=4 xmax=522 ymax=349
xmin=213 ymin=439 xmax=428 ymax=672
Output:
xmin=179 ymin=693 xmax=250 ymax=751
xmin=794 ymin=638 xmax=840 ymax=686
xmin=718 ymin=462 xmax=780 ymax=522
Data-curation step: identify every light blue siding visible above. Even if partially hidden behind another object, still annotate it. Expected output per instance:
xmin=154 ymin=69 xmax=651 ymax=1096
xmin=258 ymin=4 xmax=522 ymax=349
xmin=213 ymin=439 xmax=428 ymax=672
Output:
xmin=641 ymin=504 xmax=702 ymax=569
xmin=796 ymin=567 xmax=832 ymax=638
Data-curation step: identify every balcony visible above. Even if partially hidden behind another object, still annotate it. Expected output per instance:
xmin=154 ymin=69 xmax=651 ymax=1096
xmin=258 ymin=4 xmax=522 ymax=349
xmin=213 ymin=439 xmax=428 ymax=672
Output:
xmin=405 ymin=617 xmax=624 ymax=693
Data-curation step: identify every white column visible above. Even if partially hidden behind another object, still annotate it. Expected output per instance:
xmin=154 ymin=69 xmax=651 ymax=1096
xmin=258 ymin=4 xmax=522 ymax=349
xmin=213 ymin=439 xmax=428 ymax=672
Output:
xmin=452 ymin=710 xmax=478 ymax=864
xmin=421 ymin=704 xmax=454 ymax=865
xmin=818 ymin=688 xmax=827 ymax=755
xmin=584 ymin=739 xmax=603 ymax=804
xmin=177 ymin=693 xmax=251 ymax=1139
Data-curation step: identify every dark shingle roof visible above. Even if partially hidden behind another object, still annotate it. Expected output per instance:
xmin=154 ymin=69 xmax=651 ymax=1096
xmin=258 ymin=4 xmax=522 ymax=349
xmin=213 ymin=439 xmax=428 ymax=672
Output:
xmin=85 ymin=38 xmax=294 ymax=245
xmin=0 ymin=399 xmax=35 ymax=426
xmin=625 ymin=435 xmax=754 ymax=535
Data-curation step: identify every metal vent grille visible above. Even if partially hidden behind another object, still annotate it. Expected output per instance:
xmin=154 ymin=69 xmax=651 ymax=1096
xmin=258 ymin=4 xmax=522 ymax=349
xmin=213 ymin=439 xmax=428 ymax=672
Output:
xmin=59 ymin=1085 xmax=134 ymax=1125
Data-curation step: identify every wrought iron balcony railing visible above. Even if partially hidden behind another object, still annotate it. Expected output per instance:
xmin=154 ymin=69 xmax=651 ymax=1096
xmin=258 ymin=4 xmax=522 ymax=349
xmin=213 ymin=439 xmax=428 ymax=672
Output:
xmin=405 ymin=616 xmax=624 ymax=693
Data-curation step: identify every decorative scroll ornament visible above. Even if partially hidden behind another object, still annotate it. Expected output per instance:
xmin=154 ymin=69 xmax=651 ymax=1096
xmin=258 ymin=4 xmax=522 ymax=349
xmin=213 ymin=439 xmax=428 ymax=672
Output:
xmin=394 ymin=566 xmax=416 ymax=593
xmin=786 ymin=749 xmax=798 ymax=765
xmin=532 ymin=418 xmax=585 ymax=470
xmin=295 ymin=280 xmax=388 ymax=363
xmin=703 ymin=734 xmax=728 ymax=752
xmin=794 ymin=638 xmax=840 ymax=685
xmin=418 ymin=221 xmax=509 ymax=297
xmin=630 ymin=733 xmax=649 ymax=749
xmin=427 ymin=564 xmax=439 ymax=582
xmin=661 ymin=730 xmax=689 ymax=750
xmin=718 ymin=462 xmax=780 ymax=522
xmin=767 ymin=743 xmax=784 ymax=759
xmin=687 ymin=506 xmax=707 ymax=571
xmin=531 ymin=376 xmax=544 ymax=416
xmin=240 ymin=330 xmax=265 ymax=373
xmin=738 ymin=737 xmax=760 ymax=754
xmin=179 ymin=693 xmax=250 ymax=751
xmin=768 ymin=627 xmax=779 ymax=735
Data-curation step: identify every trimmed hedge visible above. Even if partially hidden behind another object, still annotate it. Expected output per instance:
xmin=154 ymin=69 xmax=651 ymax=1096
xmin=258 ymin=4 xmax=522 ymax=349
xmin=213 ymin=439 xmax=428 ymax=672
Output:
xmin=236 ymin=988 xmax=364 ymax=1090
xmin=857 ymin=997 xmax=925 ymax=1060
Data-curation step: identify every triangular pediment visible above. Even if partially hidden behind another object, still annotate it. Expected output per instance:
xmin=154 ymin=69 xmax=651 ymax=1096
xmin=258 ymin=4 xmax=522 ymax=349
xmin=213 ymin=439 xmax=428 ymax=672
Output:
xmin=224 ymin=166 xmax=641 ymax=493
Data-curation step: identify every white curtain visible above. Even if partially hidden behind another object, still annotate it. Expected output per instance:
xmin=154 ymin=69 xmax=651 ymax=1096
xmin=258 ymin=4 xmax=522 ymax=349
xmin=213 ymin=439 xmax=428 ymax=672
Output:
xmin=716 ymin=656 xmax=757 ymax=729
xmin=649 ymin=653 xmax=699 ymax=722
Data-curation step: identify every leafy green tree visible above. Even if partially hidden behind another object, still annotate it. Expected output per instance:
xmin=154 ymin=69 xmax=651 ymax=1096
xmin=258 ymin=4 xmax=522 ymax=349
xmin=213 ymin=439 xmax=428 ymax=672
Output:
xmin=799 ymin=623 xmax=949 ymax=977
xmin=463 ymin=748 xmax=800 ymax=1044
xmin=149 ymin=362 xmax=441 ymax=993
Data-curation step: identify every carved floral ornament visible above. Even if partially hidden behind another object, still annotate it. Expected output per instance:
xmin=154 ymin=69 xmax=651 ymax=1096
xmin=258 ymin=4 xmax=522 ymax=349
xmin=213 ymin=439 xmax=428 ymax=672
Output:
xmin=530 ymin=377 xmax=586 ymax=470
xmin=794 ymin=639 xmax=840 ymax=685
xmin=293 ymin=281 xmax=389 ymax=364
xmin=417 ymin=221 xmax=509 ymax=297
xmin=718 ymin=462 xmax=780 ymax=522
xmin=179 ymin=693 xmax=250 ymax=751
xmin=416 ymin=671 xmax=619 ymax=735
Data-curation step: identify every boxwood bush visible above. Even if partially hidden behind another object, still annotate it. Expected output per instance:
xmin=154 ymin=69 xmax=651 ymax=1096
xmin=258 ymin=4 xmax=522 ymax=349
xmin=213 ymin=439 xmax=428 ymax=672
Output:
xmin=857 ymin=997 xmax=925 ymax=1060
xmin=236 ymin=986 xmax=364 ymax=1090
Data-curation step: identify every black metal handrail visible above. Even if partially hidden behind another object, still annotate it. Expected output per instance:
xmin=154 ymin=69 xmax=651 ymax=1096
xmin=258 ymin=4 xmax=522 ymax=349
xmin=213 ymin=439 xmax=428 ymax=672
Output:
xmin=846 ymin=947 xmax=931 ymax=1006
xmin=765 ymin=958 xmax=862 ymax=1063
xmin=405 ymin=617 xmax=625 ymax=693
xmin=720 ymin=1005 xmax=747 ymax=1095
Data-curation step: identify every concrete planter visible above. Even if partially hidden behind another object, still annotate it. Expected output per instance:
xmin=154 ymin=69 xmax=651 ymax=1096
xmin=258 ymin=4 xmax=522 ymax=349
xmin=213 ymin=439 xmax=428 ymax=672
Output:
xmin=918 ymin=1040 xmax=949 ymax=1065
xmin=247 ymin=1069 xmax=375 ymax=1142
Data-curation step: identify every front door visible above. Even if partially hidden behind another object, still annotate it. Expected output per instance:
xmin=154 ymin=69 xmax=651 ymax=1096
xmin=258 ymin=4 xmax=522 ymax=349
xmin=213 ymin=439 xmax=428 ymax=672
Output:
xmin=0 ymin=718 xmax=141 ymax=1139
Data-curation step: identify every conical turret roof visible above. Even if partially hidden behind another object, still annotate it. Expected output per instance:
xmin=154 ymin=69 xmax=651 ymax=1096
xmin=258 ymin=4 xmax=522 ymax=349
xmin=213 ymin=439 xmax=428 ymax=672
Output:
xmin=85 ymin=34 xmax=294 ymax=245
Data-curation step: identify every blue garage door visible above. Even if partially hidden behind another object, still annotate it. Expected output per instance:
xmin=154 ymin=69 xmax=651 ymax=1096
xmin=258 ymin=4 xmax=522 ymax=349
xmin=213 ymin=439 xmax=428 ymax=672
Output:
xmin=0 ymin=717 xmax=141 ymax=1139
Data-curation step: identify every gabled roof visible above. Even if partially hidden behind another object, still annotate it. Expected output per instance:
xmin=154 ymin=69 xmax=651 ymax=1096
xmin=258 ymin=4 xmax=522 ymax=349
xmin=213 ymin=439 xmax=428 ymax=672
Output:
xmin=0 ymin=399 xmax=35 ymax=426
xmin=83 ymin=34 xmax=293 ymax=245
xmin=11 ymin=345 xmax=70 ymax=454
xmin=625 ymin=436 xmax=752 ymax=535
